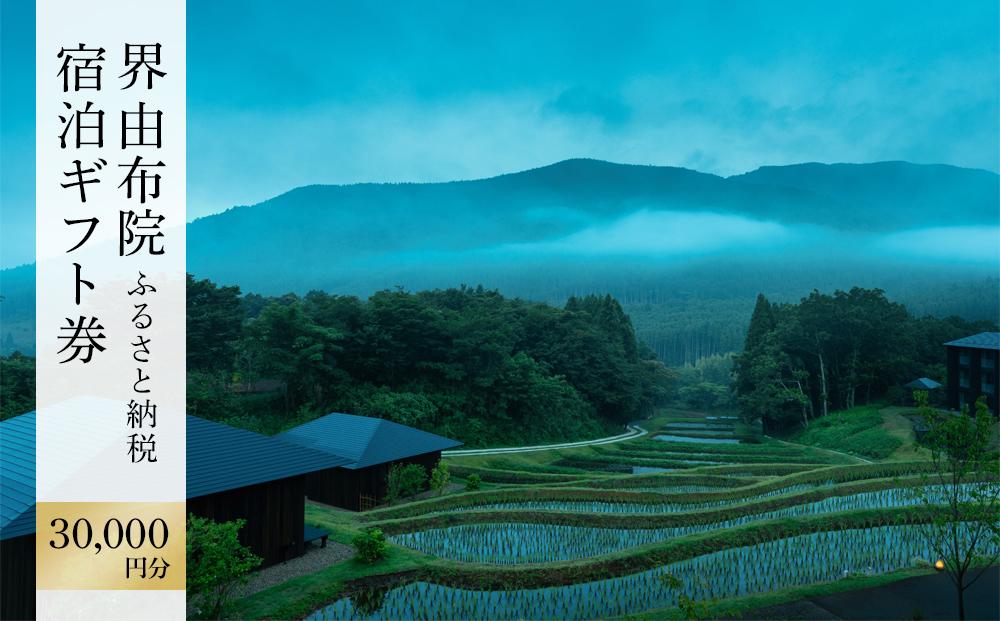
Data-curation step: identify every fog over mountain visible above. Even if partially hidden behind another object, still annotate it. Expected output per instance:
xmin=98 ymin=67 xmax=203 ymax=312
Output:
xmin=3 ymin=159 xmax=998 ymax=362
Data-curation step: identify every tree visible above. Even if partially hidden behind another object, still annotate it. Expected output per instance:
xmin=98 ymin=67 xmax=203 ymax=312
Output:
xmin=732 ymin=287 xmax=976 ymax=433
xmin=360 ymin=390 xmax=439 ymax=429
xmin=385 ymin=463 xmax=428 ymax=504
xmin=245 ymin=300 xmax=343 ymax=409
xmin=676 ymin=382 xmax=730 ymax=411
xmin=465 ymin=473 xmax=482 ymax=491
xmin=429 ymin=460 xmax=451 ymax=496
xmin=733 ymin=295 xmax=776 ymax=425
xmin=912 ymin=392 xmax=1000 ymax=621
xmin=186 ymin=515 xmax=262 ymax=620
xmin=182 ymin=277 xmax=675 ymax=447
xmin=351 ymin=527 xmax=388 ymax=563
xmin=0 ymin=352 xmax=35 ymax=420
xmin=186 ymin=275 xmax=244 ymax=372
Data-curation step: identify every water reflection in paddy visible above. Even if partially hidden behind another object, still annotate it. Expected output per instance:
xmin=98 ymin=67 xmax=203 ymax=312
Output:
xmin=311 ymin=525 xmax=971 ymax=621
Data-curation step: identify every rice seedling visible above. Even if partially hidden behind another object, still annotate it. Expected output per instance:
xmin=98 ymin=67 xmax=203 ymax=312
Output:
xmin=311 ymin=524 xmax=996 ymax=620
xmin=655 ymin=434 xmax=741 ymax=445
xmin=447 ymin=482 xmax=834 ymax=515
xmin=661 ymin=422 xmax=736 ymax=430
xmin=632 ymin=466 xmax=675 ymax=474
xmin=389 ymin=485 xmax=977 ymax=563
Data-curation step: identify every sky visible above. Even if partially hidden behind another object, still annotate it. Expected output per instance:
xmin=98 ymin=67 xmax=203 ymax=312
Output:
xmin=2 ymin=0 xmax=999 ymax=269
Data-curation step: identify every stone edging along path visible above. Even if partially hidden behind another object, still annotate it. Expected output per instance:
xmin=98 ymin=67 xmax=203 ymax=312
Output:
xmin=443 ymin=424 xmax=648 ymax=456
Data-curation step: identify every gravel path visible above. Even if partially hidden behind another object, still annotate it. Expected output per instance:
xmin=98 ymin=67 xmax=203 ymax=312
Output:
xmin=187 ymin=541 xmax=355 ymax=618
xmin=238 ymin=540 xmax=354 ymax=597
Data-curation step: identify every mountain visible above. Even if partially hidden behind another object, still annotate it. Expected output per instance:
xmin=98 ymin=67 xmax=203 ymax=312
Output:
xmin=4 ymin=159 xmax=998 ymax=363
xmin=184 ymin=158 xmax=997 ymax=292
xmin=732 ymin=161 xmax=999 ymax=225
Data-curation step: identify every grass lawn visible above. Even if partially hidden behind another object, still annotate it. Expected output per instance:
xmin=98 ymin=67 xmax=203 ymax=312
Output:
xmin=879 ymin=406 xmax=930 ymax=461
xmin=789 ymin=405 xmax=903 ymax=460
xmin=229 ymin=503 xmax=442 ymax=620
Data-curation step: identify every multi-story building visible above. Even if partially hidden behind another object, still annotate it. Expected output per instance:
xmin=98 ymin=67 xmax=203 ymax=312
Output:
xmin=944 ymin=332 xmax=999 ymax=414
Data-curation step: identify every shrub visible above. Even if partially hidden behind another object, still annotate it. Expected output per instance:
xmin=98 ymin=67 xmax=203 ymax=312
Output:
xmin=430 ymin=461 xmax=451 ymax=496
xmin=186 ymin=514 xmax=262 ymax=620
xmin=791 ymin=406 xmax=902 ymax=460
xmin=465 ymin=473 xmax=482 ymax=491
xmin=386 ymin=463 xmax=428 ymax=504
xmin=352 ymin=527 xmax=388 ymax=563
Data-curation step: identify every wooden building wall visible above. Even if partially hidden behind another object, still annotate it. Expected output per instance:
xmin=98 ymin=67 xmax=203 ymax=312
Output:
xmin=1 ymin=534 xmax=35 ymax=620
xmin=187 ymin=475 xmax=306 ymax=567
xmin=305 ymin=451 xmax=442 ymax=511
xmin=947 ymin=346 xmax=999 ymax=414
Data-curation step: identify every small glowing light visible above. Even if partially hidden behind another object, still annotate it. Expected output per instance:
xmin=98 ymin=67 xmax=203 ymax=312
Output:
xmin=934 ymin=559 xmax=946 ymax=571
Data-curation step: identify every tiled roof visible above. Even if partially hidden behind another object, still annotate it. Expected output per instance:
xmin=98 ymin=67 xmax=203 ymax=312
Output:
xmin=1 ymin=412 xmax=354 ymax=539
xmin=278 ymin=413 xmax=462 ymax=470
xmin=187 ymin=415 xmax=352 ymax=498
xmin=904 ymin=377 xmax=942 ymax=390
xmin=944 ymin=332 xmax=1000 ymax=351
xmin=0 ymin=412 xmax=35 ymax=541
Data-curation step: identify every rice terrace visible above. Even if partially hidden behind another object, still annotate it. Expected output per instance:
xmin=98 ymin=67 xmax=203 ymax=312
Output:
xmin=229 ymin=408 xmax=1000 ymax=621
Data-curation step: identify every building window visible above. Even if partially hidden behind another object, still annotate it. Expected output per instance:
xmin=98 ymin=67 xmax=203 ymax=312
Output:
xmin=983 ymin=373 xmax=996 ymax=395
xmin=960 ymin=369 xmax=970 ymax=388
xmin=982 ymin=353 xmax=995 ymax=370
xmin=959 ymin=351 xmax=971 ymax=366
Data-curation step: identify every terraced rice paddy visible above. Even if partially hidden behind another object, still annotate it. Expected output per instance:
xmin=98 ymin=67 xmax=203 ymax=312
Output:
xmin=635 ymin=484 xmax=747 ymax=494
xmin=661 ymin=421 xmax=735 ymax=430
xmin=313 ymin=525 xmax=991 ymax=620
xmin=390 ymin=485 xmax=973 ymax=563
xmin=655 ymin=434 xmax=740 ymax=444
xmin=447 ymin=483 xmax=832 ymax=515
xmin=306 ymin=412 xmax=997 ymax=621
xmin=663 ymin=428 xmax=736 ymax=437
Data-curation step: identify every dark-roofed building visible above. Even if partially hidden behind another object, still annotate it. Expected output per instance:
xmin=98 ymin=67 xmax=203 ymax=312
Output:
xmin=0 ymin=413 xmax=352 ymax=619
xmin=904 ymin=377 xmax=942 ymax=391
xmin=945 ymin=332 xmax=1000 ymax=414
xmin=279 ymin=413 xmax=462 ymax=511
xmin=1 ymin=412 xmax=36 ymax=621
xmin=187 ymin=415 xmax=351 ymax=566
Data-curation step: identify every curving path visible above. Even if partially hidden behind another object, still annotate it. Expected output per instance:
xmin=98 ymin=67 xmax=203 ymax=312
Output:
xmin=443 ymin=424 xmax=647 ymax=456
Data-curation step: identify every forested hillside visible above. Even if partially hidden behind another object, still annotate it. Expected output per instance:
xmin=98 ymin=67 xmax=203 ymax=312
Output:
xmin=187 ymin=276 xmax=671 ymax=446
xmin=3 ymin=159 xmax=997 ymax=365
xmin=733 ymin=288 xmax=998 ymax=433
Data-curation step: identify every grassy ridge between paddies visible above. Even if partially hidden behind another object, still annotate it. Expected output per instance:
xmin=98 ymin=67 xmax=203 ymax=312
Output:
xmin=614 ymin=565 xmax=941 ymax=621
xmin=690 ymin=463 xmax=836 ymax=476
xmin=577 ymin=472 xmax=760 ymax=490
xmin=448 ymin=464 xmax=602 ymax=485
xmin=568 ymin=448 xmax=847 ymax=467
xmin=233 ymin=506 xmax=944 ymax=620
xmin=361 ymin=462 xmax=941 ymax=521
xmin=612 ymin=439 xmax=849 ymax=460
xmin=367 ymin=474 xmax=985 ymax=535
xmin=587 ymin=461 xmax=938 ymax=493
xmin=789 ymin=405 xmax=903 ymax=460
xmin=448 ymin=464 xmax=754 ymax=489
xmin=624 ymin=436 xmax=812 ymax=456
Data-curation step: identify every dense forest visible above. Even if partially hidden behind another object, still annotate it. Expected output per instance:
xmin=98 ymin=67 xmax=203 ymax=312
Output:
xmin=186 ymin=276 xmax=671 ymax=446
xmin=0 ymin=352 xmax=33 ymax=421
xmin=4 ymin=159 xmax=998 ymax=369
xmin=4 ymin=280 xmax=996 ymax=443
xmin=4 ymin=261 xmax=997 ymax=369
xmin=733 ymin=288 xmax=998 ymax=433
